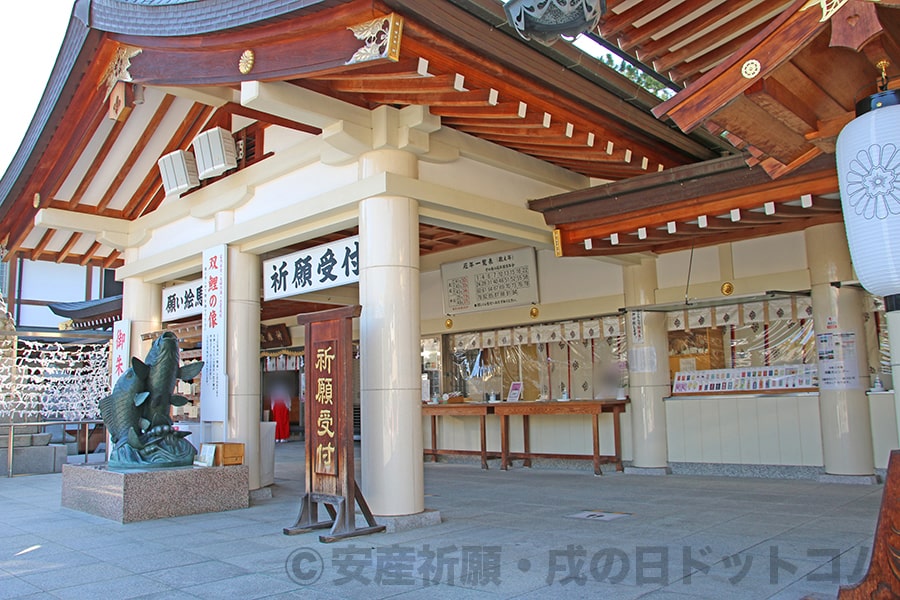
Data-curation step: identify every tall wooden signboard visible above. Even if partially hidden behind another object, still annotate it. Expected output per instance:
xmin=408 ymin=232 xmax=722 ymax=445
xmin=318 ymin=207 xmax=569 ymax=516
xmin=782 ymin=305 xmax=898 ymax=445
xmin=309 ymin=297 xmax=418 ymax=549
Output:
xmin=284 ymin=305 xmax=384 ymax=542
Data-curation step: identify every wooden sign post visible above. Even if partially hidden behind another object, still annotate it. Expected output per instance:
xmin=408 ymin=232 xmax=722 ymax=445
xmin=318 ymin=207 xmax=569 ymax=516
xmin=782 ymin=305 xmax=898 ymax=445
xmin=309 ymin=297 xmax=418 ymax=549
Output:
xmin=284 ymin=305 xmax=384 ymax=543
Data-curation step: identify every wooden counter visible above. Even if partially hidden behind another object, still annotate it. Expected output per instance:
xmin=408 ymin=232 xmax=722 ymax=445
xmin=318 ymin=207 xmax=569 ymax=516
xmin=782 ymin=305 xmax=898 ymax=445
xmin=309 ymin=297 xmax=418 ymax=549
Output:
xmin=421 ymin=402 xmax=497 ymax=469
xmin=492 ymin=400 xmax=628 ymax=475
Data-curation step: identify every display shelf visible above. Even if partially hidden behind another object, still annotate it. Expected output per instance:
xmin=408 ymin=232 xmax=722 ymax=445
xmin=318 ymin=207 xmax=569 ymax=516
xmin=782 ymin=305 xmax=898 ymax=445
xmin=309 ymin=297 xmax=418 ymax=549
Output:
xmin=671 ymin=364 xmax=817 ymax=395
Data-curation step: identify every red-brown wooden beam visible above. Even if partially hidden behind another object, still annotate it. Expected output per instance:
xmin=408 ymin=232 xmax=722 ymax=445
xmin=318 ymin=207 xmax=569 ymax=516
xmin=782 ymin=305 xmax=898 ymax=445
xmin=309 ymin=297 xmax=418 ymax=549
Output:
xmin=95 ymin=95 xmax=175 ymax=213
xmin=3 ymin=39 xmax=121 ymax=257
xmin=67 ymin=116 xmax=130 ymax=209
xmin=56 ymin=232 xmax=83 ymax=264
xmin=654 ymin=0 xmax=826 ymax=132
xmin=116 ymin=2 xmax=390 ymax=86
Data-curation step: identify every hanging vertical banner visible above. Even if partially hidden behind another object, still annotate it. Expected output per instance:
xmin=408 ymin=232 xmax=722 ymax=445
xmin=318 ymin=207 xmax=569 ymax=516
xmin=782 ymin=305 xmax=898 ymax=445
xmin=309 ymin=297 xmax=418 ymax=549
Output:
xmin=667 ymin=311 xmax=685 ymax=331
xmin=742 ymin=302 xmax=765 ymax=324
xmin=630 ymin=310 xmax=645 ymax=343
xmin=110 ymin=319 xmax=131 ymax=387
xmin=688 ymin=308 xmax=712 ymax=330
xmin=602 ymin=315 xmax=624 ymax=337
xmin=513 ymin=326 xmax=530 ymax=345
xmin=768 ymin=298 xmax=793 ymax=321
xmin=482 ymin=330 xmax=496 ymax=348
xmin=201 ymin=245 xmax=228 ymax=421
xmin=714 ymin=305 xmax=738 ymax=327
xmin=816 ymin=331 xmax=861 ymax=390
xmin=581 ymin=319 xmax=601 ymax=339
xmin=563 ymin=322 xmax=581 ymax=341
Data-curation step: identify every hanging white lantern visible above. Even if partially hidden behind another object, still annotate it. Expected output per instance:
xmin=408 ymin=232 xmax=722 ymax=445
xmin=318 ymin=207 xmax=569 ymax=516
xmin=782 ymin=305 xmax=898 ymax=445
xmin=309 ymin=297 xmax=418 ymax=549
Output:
xmin=504 ymin=0 xmax=604 ymax=46
xmin=836 ymin=90 xmax=900 ymax=297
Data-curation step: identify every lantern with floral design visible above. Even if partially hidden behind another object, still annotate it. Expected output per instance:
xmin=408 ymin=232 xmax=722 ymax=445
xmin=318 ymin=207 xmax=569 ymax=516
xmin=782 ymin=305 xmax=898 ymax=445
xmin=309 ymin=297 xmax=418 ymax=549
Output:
xmin=504 ymin=0 xmax=605 ymax=46
xmin=835 ymin=88 xmax=900 ymax=297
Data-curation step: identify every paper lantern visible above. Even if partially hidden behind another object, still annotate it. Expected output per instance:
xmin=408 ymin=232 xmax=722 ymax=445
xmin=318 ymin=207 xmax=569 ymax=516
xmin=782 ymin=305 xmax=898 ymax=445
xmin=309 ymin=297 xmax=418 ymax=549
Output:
xmin=192 ymin=127 xmax=237 ymax=179
xmin=504 ymin=0 xmax=603 ymax=46
xmin=836 ymin=90 xmax=900 ymax=297
xmin=157 ymin=150 xmax=199 ymax=197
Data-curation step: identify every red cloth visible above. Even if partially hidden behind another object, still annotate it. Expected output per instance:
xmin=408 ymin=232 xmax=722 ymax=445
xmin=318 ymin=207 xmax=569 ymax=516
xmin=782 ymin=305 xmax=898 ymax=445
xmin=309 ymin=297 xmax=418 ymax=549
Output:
xmin=273 ymin=401 xmax=290 ymax=440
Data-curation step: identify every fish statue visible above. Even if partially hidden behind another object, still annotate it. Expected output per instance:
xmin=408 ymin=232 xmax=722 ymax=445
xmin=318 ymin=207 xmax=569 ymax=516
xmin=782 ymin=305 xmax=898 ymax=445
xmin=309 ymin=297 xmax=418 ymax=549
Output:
xmin=101 ymin=331 xmax=205 ymax=469
xmin=139 ymin=331 xmax=204 ymax=429
xmin=99 ymin=357 xmax=150 ymax=450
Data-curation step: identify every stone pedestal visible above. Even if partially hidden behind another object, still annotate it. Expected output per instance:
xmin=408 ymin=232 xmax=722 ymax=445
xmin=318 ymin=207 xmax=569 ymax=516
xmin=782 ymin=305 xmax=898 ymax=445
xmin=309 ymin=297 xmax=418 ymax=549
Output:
xmin=61 ymin=463 xmax=249 ymax=523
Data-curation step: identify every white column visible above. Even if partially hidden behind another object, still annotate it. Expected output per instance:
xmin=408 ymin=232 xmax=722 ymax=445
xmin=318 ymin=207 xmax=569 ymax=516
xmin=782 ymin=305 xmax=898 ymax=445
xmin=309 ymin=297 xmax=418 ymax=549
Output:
xmin=623 ymin=258 xmax=670 ymax=470
xmin=806 ymin=223 xmax=874 ymax=476
xmin=226 ymin=247 xmax=262 ymax=489
xmin=358 ymin=148 xmax=423 ymax=516
xmin=120 ymin=249 xmax=161 ymax=359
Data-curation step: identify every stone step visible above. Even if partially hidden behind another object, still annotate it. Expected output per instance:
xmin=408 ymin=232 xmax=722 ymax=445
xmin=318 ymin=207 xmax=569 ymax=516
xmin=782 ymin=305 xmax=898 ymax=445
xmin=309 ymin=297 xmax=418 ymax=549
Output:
xmin=0 ymin=425 xmax=40 ymax=435
xmin=31 ymin=433 xmax=51 ymax=446
xmin=0 ymin=434 xmax=33 ymax=448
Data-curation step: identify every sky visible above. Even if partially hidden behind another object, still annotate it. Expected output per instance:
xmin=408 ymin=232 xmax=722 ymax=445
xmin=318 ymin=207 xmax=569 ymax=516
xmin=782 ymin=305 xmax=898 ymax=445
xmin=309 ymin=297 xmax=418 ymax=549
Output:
xmin=1 ymin=3 xmax=74 ymax=175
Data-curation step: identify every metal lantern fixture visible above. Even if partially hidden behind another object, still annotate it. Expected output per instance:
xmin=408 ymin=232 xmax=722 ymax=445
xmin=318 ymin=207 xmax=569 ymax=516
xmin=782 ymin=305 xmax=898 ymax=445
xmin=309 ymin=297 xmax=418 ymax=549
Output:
xmin=835 ymin=63 xmax=900 ymax=297
xmin=192 ymin=127 xmax=238 ymax=179
xmin=504 ymin=0 xmax=605 ymax=46
xmin=157 ymin=150 xmax=199 ymax=197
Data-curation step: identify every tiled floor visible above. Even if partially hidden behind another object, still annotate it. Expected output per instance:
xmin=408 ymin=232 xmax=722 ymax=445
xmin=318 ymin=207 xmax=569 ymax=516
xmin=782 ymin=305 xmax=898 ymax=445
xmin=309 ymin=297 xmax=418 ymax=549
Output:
xmin=0 ymin=444 xmax=882 ymax=599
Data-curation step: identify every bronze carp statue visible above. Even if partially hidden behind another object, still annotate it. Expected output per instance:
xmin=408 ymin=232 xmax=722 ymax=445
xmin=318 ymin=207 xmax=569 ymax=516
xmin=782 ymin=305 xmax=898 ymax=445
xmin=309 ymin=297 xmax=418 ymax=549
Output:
xmin=100 ymin=331 xmax=204 ymax=469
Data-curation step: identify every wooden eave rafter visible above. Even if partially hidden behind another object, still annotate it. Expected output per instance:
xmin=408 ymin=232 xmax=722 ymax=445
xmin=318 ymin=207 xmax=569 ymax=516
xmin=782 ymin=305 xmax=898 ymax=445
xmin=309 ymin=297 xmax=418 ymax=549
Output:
xmin=651 ymin=1 xmax=900 ymax=178
xmin=380 ymin=0 xmax=718 ymax=166
xmin=531 ymin=152 xmax=842 ymax=257
xmin=4 ymin=0 xmax=742 ymax=272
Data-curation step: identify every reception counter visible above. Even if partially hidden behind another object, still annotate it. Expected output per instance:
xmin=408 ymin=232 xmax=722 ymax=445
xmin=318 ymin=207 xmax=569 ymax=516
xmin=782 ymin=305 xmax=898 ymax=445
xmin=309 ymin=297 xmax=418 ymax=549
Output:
xmin=422 ymin=399 xmax=628 ymax=474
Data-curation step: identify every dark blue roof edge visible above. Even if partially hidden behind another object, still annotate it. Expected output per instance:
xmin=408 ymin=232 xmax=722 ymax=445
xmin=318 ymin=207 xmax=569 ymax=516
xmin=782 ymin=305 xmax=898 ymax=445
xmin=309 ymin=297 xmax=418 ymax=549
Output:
xmin=87 ymin=0 xmax=347 ymax=37
xmin=48 ymin=295 xmax=123 ymax=319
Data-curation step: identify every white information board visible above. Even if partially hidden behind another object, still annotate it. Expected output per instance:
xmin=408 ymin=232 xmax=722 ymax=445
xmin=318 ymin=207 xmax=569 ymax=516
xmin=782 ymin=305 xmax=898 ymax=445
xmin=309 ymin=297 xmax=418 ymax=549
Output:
xmin=816 ymin=331 xmax=861 ymax=390
xmin=161 ymin=278 xmax=204 ymax=322
xmin=441 ymin=247 xmax=538 ymax=315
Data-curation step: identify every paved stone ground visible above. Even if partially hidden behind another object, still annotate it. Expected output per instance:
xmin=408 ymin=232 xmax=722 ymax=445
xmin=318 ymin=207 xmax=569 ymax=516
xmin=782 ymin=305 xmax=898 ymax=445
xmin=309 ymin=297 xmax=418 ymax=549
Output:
xmin=0 ymin=442 xmax=882 ymax=599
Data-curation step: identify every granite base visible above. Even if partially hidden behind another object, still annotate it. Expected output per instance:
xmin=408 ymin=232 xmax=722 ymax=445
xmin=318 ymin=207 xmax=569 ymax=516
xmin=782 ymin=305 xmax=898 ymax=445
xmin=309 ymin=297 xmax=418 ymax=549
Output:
xmin=61 ymin=463 xmax=249 ymax=523
xmin=370 ymin=508 xmax=442 ymax=533
xmin=818 ymin=473 xmax=881 ymax=485
xmin=624 ymin=465 xmax=672 ymax=476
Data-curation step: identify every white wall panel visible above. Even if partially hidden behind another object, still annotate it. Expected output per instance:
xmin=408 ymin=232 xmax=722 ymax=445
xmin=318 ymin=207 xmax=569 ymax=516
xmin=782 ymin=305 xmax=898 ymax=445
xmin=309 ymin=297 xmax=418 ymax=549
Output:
xmin=718 ymin=398 xmax=742 ymax=463
xmin=656 ymin=246 xmax=720 ymax=290
xmin=19 ymin=262 xmax=85 ymax=301
xmin=775 ymin=399 xmax=802 ymax=465
xmin=699 ymin=399 xmax=722 ymax=462
xmin=665 ymin=399 xmax=685 ymax=461
xmin=737 ymin=400 xmax=760 ymax=464
xmin=732 ymin=232 xmax=806 ymax=279
xmin=538 ymin=250 xmax=623 ymax=303
xmin=797 ymin=395 xmax=824 ymax=466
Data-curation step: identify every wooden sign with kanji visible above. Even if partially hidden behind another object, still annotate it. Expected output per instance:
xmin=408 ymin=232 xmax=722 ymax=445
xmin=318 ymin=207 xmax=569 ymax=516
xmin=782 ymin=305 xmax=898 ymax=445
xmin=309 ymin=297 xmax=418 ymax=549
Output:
xmin=284 ymin=305 xmax=384 ymax=542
